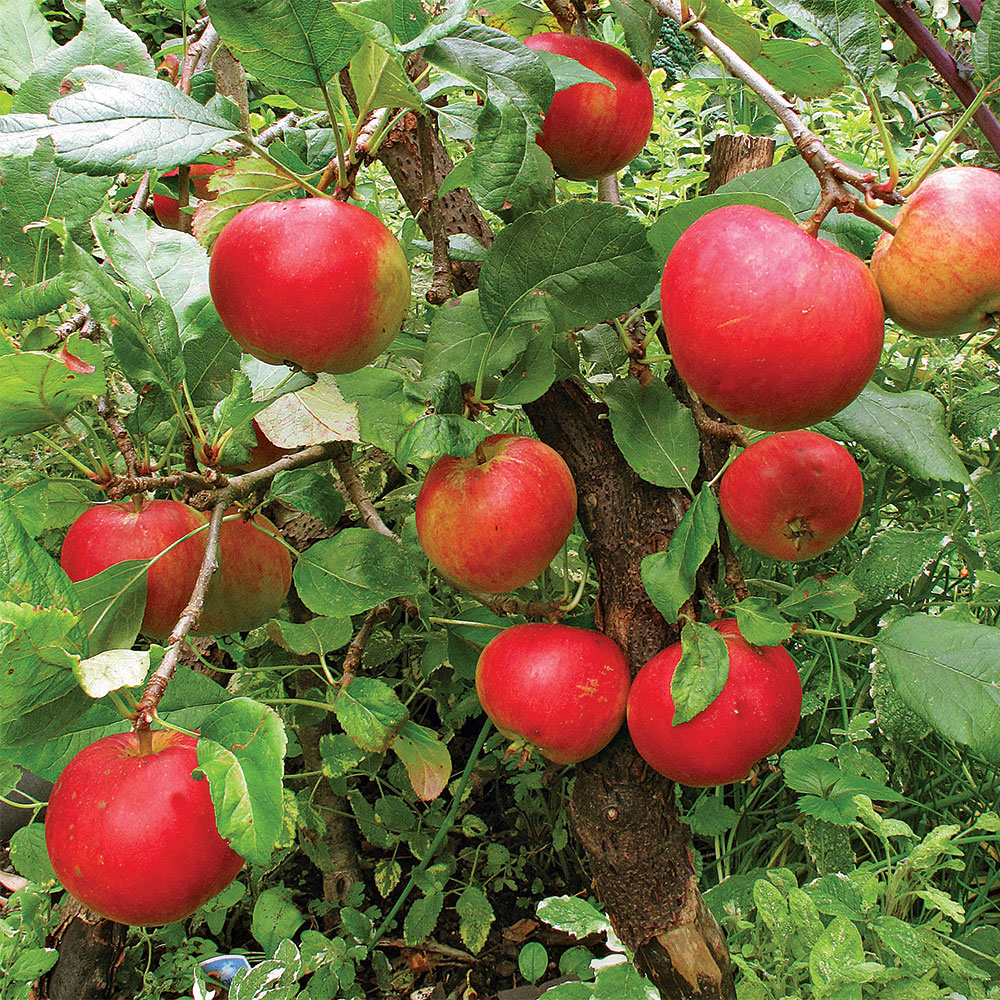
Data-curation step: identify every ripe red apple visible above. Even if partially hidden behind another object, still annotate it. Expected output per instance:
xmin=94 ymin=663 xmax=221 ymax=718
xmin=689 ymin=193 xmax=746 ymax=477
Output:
xmin=523 ymin=33 xmax=653 ymax=181
xmin=627 ymin=619 xmax=802 ymax=786
xmin=870 ymin=166 xmax=1000 ymax=336
xmin=415 ymin=434 xmax=577 ymax=594
xmin=719 ymin=430 xmax=863 ymax=562
xmin=661 ymin=205 xmax=884 ymax=431
xmin=209 ymin=198 xmax=411 ymax=374
xmin=153 ymin=164 xmax=223 ymax=230
xmin=60 ymin=500 xmax=292 ymax=639
xmin=60 ymin=500 xmax=207 ymax=640
xmin=476 ymin=623 xmax=631 ymax=764
xmin=45 ymin=730 xmax=244 ymax=925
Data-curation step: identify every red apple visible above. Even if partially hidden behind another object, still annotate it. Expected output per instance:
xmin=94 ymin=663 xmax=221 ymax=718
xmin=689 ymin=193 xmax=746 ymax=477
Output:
xmin=523 ymin=33 xmax=653 ymax=181
xmin=627 ymin=619 xmax=802 ymax=786
xmin=153 ymin=164 xmax=223 ymax=230
xmin=60 ymin=500 xmax=292 ymax=639
xmin=45 ymin=730 xmax=245 ymax=925
xmin=208 ymin=198 xmax=411 ymax=374
xmin=661 ymin=205 xmax=884 ymax=431
xmin=415 ymin=434 xmax=577 ymax=594
xmin=719 ymin=430 xmax=863 ymax=561
xmin=871 ymin=166 xmax=1000 ymax=336
xmin=476 ymin=623 xmax=631 ymax=764
xmin=60 ymin=500 xmax=207 ymax=640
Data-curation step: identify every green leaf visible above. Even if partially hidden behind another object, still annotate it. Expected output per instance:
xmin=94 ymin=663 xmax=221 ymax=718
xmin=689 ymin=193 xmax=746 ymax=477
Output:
xmin=0 ymin=65 xmax=240 ymax=169
xmin=252 ymin=886 xmax=305 ymax=955
xmin=671 ymin=621 xmax=730 ymax=726
xmin=404 ymin=890 xmax=444 ymax=945
xmin=73 ymin=648 xmax=149 ymax=698
xmin=0 ymin=277 xmax=69 ymax=321
xmin=14 ymin=0 xmax=154 ymax=114
xmin=648 ymin=192 xmax=795 ymax=266
xmin=830 ymin=384 xmax=969 ymax=485
xmin=255 ymin=374 xmax=361 ymax=448
xmin=390 ymin=720 xmax=451 ymax=801
xmin=197 ymin=697 xmax=287 ymax=866
xmin=518 ymin=942 xmax=549 ymax=983
xmin=851 ymin=529 xmax=945 ymax=606
xmin=694 ymin=0 xmax=762 ymax=60
xmin=580 ymin=322 xmax=628 ymax=375
xmin=759 ymin=0 xmax=882 ymax=86
xmin=0 ymin=0 xmax=57 ymax=89
xmin=396 ymin=412 xmax=491 ymax=473
xmin=319 ymin=732 xmax=367 ymax=778
xmin=641 ymin=485 xmax=719 ymax=623
xmin=809 ymin=916 xmax=867 ymax=997
xmin=604 ymin=378 xmax=700 ymax=489
xmin=732 ymin=597 xmax=794 ymax=646
xmin=7 ymin=947 xmax=59 ymax=982
xmin=269 ymin=469 xmax=345 ymax=527
xmin=479 ymin=201 xmax=659 ymax=338
xmin=685 ymin=796 xmax=739 ymax=837
xmin=456 ymin=884 xmax=495 ymax=955
xmin=778 ymin=573 xmax=863 ymax=623
xmin=536 ymin=895 xmax=611 ymax=938
xmin=752 ymin=37 xmax=848 ymax=99
xmin=270 ymin=617 xmax=352 ymax=657
xmin=334 ymin=677 xmax=409 ymax=752
xmin=975 ymin=0 xmax=1000 ymax=81
xmin=590 ymin=961 xmax=660 ymax=999
xmin=1 ymin=479 xmax=90 ymax=537
xmin=0 ymin=336 xmax=105 ymax=437
xmin=72 ymin=560 xmax=146 ymax=656
xmin=207 ymin=0 xmax=361 ymax=110
xmin=348 ymin=39 xmax=425 ymax=112
xmin=9 ymin=826 xmax=57 ymax=885
xmin=878 ymin=614 xmax=1000 ymax=765
xmin=294 ymin=529 xmax=424 ymax=617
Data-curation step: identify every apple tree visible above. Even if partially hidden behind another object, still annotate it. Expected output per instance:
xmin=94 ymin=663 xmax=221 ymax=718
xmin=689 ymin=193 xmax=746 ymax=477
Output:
xmin=2 ymin=0 xmax=1000 ymax=996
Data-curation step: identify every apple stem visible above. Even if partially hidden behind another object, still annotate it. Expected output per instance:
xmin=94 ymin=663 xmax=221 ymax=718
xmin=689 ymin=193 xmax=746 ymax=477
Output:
xmin=136 ymin=727 xmax=153 ymax=756
xmin=474 ymin=442 xmax=489 ymax=466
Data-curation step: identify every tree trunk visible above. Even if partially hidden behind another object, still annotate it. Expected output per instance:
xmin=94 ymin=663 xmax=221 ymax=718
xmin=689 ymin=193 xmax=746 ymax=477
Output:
xmin=705 ymin=134 xmax=776 ymax=192
xmin=38 ymin=901 xmax=126 ymax=1000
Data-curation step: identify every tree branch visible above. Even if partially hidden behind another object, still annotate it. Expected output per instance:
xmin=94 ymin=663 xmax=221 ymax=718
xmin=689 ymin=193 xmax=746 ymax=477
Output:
xmin=876 ymin=0 xmax=1000 ymax=156
xmin=417 ymin=114 xmax=455 ymax=304
xmin=332 ymin=445 xmax=401 ymax=541
xmin=97 ymin=395 xmax=139 ymax=478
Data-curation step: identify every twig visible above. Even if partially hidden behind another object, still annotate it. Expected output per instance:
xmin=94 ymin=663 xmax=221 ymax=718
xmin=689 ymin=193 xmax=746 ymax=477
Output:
xmin=320 ymin=105 xmax=393 ymax=198
xmin=132 ymin=503 xmax=226 ymax=738
xmin=876 ymin=0 xmax=1000 ymax=157
xmin=340 ymin=602 xmax=394 ymax=687
xmin=647 ymin=0 xmax=905 ymax=232
xmin=543 ymin=0 xmax=578 ymax=32
xmin=179 ymin=17 xmax=214 ymax=95
xmin=332 ymin=445 xmax=401 ymax=541
xmin=718 ymin=521 xmax=749 ymax=602
xmin=129 ymin=173 xmax=151 ymax=215
xmin=53 ymin=308 xmax=90 ymax=341
xmin=97 ymin=395 xmax=139 ymax=478
xmin=417 ymin=114 xmax=454 ymax=304
xmin=452 ymin=582 xmax=567 ymax=622
xmin=686 ymin=389 xmax=750 ymax=449
xmin=258 ymin=113 xmax=301 ymax=146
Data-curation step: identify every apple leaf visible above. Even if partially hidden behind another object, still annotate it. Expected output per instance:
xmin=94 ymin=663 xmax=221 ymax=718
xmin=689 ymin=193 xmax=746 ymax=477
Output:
xmin=975 ymin=0 xmax=1000 ymax=82
xmin=732 ymin=596 xmax=794 ymax=646
xmin=604 ymin=378 xmax=701 ymax=490
xmin=390 ymin=720 xmax=452 ymax=801
xmin=395 ymin=413 xmax=491 ymax=472
xmin=73 ymin=648 xmax=149 ymax=699
xmin=641 ymin=485 xmax=720 ymax=623
xmin=494 ymin=327 xmax=557 ymax=405
xmin=0 ymin=276 xmax=69 ymax=322
xmin=268 ymin=470 xmax=346 ymax=528
xmin=878 ymin=614 xmax=1000 ymax=765
xmin=255 ymin=374 xmax=361 ymax=448
xmin=752 ymin=37 xmax=848 ymax=100
xmin=335 ymin=677 xmax=409 ymax=753
xmin=348 ymin=38 xmax=425 ymax=113
xmin=756 ymin=0 xmax=882 ymax=87
xmin=268 ymin=617 xmax=353 ymax=657
xmin=207 ymin=0 xmax=361 ymax=111
xmin=399 ymin=0 xmax=471 ymax=50
xmin=829 ymin=384 xmax=970 ymax=485
xmin=851 ymin=529 xmax=946 ymax=606
xmin=197 ymin=697 xmax=287 ymax=866
xmin=333 ymin=367 xmax=408 ymax=458
xmin=1 ymin=479 xmax=90 ymax=538
xmin=670 ymin=621 xmax=730 ymax=726
xmin=479 ymin=201 xmax=659 ymax=338
xmin=73 ymin=560 xmax=147 ymax=656
xmin=0 ymin=65 xmax=240 ymax=170
xmin=295 ymin=529 xmax=424 ymax=616
xmin=13 ymin=0 xmax=154 ymax=114
xmin=777 ymin=573 xmax=863 ymax=623
xmin=9 ymin=826 xmax=57 ymax=886
xmin=320 ymin=732 xmax=368 ymax=778
xmin=0 ymin=0 xmax=56 ymax=89
xmin=695 ymin=0 xmax=762 ymax=60
xmin=0 ymin=335 xmax=105 ymax=438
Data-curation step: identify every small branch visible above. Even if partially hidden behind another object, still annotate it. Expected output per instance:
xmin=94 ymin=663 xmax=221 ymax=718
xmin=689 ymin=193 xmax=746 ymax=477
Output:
xmin=53 ymin=308 xmax=90 ymax=341
xmin=179 ymin=17 xmax=214 ymax=95
xmin=647 ymin=0 xmax=905 ymax=230
xmin=132 ymin=503 xmax=226 ymax=736
xmin=718 ymin=521 xmax=749 ymax=602
xmin=340 ymin=602 xmax=394 ymax=688
xmin=417 ymin=114 xmax=455 ymax=304
xmin=257 ymin=113 xmax=301 ymax=146
xmin=332 ymin=445 xmax=400 ymax=541
xmin=453 ymin=582 xmax=567 ymax=622
xmin=960 ymin=0 xmax=982 ymax=21
xmin=686 ymin=389 xmax=750 ymax=449
xmin=97 ymin=395 xmax=139 ymax=478
xmin=876 ymin=0 xmax=1000 ymax=157
xmin=543 ymin=0 xmax=578 ymax=32
xmin=129 ymin=173 xmax=151 ymax=215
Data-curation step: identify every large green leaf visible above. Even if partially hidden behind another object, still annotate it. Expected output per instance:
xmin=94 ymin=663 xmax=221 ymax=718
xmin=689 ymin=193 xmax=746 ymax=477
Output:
xmin=206 ymin=0 xmax=362 ymax=110
xmin=0 ymin=66 xmax=240 ymax=169
xmin=830 ymin=384 xmax=970 ymax=485
xmin=752 ymin=38 xmax=849 ymax=99
xmin=975 ymin=0 xmax=1000 ymax=82
xmin=479 ymin=201 xmax=659 ymax=337
xmin=0 ymin=0 xmax=57 ymax=90
xmin=879 ymin=615 xmax=1000 ymax=765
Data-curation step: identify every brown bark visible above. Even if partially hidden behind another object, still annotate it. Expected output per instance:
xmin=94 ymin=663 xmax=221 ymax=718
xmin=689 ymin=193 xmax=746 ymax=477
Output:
xmin=705 ymin=134 xmax=776 ymax=193
xmin=38 ymin=901 xmax=126 ymax=1000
